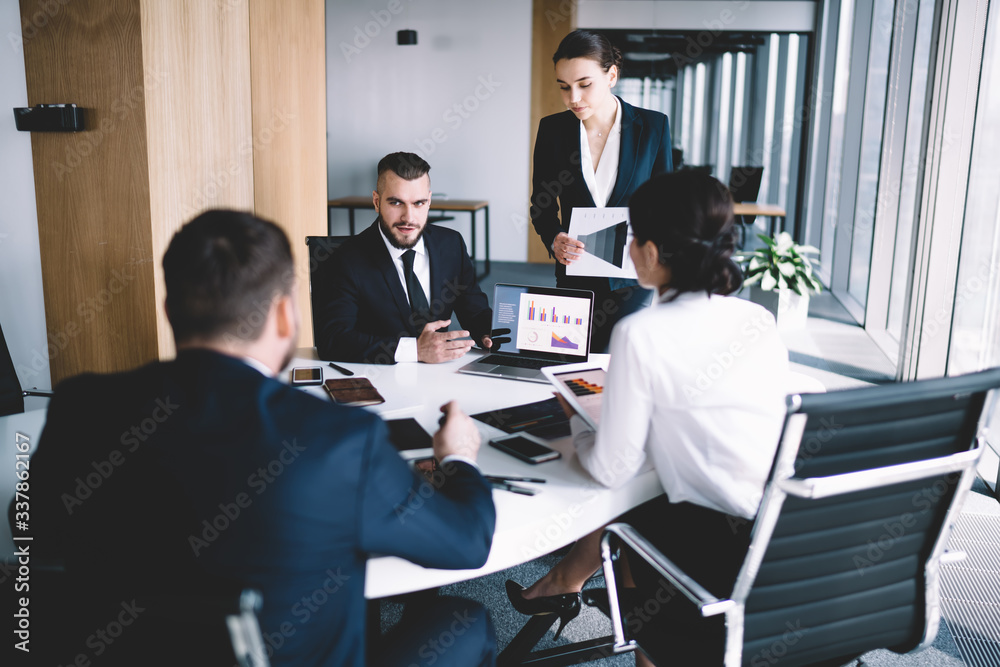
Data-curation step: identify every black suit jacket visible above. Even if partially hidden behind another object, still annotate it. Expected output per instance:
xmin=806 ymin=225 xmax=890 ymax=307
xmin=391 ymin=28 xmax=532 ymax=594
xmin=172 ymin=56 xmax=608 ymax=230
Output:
xmin=530 ymin=97 xmax=673 ymax=283
xmin=25 ymin=350 xmax=495 ymax=666
xmin=315 ymin=221 xmax=493 ymax=363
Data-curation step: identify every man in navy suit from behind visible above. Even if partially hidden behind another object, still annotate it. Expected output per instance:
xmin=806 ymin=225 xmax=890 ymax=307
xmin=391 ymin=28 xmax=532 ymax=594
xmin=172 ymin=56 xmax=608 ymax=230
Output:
xmin=316 ymin=152 xmax=498 ymax=364
xmin=26 ymin=210 xmax=497 ymax=666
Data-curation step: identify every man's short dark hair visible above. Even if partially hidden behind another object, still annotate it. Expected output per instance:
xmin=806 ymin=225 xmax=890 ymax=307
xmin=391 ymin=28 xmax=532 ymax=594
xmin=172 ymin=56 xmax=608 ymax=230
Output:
xmin=163 ymin=209 xmax=294 ymax=344
xmin=376 ymin=152 xmax=431 ymax=191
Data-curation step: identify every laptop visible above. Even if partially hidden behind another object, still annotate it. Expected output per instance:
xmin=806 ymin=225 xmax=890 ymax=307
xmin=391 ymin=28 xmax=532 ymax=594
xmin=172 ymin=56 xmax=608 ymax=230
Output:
xmin=458 ymin=283 xmax=594 ymax=383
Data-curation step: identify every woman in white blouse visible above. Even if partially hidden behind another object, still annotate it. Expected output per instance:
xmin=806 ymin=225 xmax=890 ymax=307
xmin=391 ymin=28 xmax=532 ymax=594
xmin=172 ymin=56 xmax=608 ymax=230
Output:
xmin=530 ymin=29 xmax=673 ymax=353
xmin=508 ymin=171 xmax=789 ymax=665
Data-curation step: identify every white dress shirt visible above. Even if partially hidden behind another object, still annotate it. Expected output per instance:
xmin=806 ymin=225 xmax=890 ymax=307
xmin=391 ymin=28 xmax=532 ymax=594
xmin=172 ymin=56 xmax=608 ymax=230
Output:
xmin=579 ymin=96 xmax=622 ymax=207
xmin=570 ymin=291 xmax=790 ymax=519
xmin=378 ymin=224 xmax=431 ymax=363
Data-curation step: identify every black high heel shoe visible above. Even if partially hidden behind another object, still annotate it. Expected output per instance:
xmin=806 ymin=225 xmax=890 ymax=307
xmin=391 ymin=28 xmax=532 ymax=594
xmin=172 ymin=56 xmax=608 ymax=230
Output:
xmin=505 ymin=579 xmax=581 ymax=640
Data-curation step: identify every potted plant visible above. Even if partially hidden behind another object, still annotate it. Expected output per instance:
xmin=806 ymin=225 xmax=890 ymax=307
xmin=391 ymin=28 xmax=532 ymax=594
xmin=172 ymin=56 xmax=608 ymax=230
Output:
xmin=736 ymin=232 xmax=822 ymax=330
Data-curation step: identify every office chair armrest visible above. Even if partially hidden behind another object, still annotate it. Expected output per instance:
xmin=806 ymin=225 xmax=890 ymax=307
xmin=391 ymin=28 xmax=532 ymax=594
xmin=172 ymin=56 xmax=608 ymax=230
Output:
xmin=940 ymin=550 xmax=967 ymax=565
xmin=22 ymin=389 xmax=54 ymax=399
xmin=602 ymin=523 xmax=736 ymax=618
xmin=777 ymin=449 xmax=982 ymax=499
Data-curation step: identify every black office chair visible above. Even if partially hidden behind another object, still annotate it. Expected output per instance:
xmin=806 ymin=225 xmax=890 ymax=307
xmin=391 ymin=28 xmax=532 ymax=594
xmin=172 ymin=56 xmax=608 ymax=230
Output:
xmin=598 ymin=367 xmax=1000 ymax=666
xmin=0 ymin=318 xmax=52 ymax=417
xmin=0 ymin=561 xmax=270 ymax=666
xmin=681 ymin=164 xmax=714 ymax=176
xmin=728 ymin=166 xmax=765 ymax=247
xmin=305 ymin=235 xmax=351 ymax=351
xmin=671 ymin=147 xmax=684 ymax=170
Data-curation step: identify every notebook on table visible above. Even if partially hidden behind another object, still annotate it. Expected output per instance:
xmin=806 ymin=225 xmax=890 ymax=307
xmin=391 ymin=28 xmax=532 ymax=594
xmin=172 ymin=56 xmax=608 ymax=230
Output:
xmin=458 ymin=283 xmax=594 ymax=384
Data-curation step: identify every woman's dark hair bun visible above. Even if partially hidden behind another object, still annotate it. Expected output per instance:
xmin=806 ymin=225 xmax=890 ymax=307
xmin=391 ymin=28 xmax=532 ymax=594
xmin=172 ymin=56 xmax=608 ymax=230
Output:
xmin=628 ymin=171 xmax=742 ymax=299
xmin=553 ymin=29 xmax=623 ymax=75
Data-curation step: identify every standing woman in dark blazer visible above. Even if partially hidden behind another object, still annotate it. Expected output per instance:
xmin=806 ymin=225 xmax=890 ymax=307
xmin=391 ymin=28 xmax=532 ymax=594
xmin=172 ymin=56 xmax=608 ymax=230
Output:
xmin=531 ymin=29 xmax=673 ymax=352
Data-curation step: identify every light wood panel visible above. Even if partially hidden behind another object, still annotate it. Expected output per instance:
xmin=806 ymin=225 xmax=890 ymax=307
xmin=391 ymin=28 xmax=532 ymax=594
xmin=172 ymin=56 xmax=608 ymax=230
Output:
xmin=528 ymin=0 xmax=577 ymax=262
xmin=248 ymin=0 xmax=327 ymax=348
xmin=22 ymin=0 xmax=326 ymax=375
xmin=21 ymin=0 xmax=158 ymax=384
xmin=141 ymin=0 xmax=255 ymax=359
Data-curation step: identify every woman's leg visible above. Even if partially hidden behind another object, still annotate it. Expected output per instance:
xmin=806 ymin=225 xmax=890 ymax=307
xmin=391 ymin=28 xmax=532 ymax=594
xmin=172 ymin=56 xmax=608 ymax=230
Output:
xmin=522 ymin=527 xmax=604 ymax=599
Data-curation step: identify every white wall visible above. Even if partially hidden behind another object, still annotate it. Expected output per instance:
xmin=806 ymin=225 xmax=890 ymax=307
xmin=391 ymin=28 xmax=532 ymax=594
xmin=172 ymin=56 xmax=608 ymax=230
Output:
xmin=326 ymin=0 xmax=533 ymax=262
xmin=0 ymin=2 xmax=49 ymax=408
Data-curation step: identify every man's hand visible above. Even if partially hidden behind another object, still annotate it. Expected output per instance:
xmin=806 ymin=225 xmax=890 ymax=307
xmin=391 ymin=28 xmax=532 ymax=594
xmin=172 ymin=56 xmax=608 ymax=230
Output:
xmin=433 ymin=401 xmax=481 ymax=461
xmin=417 ymin=320 xmax=474 ymax=363
xmin=553 ymin=232 xmax=585 ymax=265
xmin=479 ymin=328 xmax=511 ymax=351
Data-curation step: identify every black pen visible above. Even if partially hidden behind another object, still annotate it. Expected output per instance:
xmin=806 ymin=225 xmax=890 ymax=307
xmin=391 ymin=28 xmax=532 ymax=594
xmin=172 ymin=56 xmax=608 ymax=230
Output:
xmin=491 ymin=481 xmax=537 ymax=496
xmin=486 ymin=475 xmax=546 ymax=484
xmin=327 ymin=361 xmax=354 ymax=377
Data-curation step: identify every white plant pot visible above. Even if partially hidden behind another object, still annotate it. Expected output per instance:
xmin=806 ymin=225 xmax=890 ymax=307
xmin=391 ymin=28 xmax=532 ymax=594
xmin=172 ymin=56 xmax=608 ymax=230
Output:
xmin=747 ymin=286 xmax=810 ymax=331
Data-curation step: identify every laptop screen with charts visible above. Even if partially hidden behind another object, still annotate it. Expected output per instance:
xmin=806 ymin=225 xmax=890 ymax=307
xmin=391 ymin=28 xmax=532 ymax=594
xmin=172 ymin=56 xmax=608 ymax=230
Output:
xmin=458 ymin=284 xmax=594 ymax=383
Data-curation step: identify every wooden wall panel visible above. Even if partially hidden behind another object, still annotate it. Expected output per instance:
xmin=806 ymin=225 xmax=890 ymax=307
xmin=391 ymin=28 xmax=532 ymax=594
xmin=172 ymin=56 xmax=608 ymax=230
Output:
xmin=20 ymin=0 xmax=158 ymax=383
xmin=528 ymin=0 xmax=577 ymax=262
xmin=249 ymin=0 xmax=327 ymax=348
xmin=140 ymin=0 xmax=255 ymax=359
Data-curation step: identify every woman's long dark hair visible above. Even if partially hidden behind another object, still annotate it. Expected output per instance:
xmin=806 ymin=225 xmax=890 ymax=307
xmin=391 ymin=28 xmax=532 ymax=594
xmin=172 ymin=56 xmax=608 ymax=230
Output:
xmin=628 ymin=171 xmax=742 ymax=300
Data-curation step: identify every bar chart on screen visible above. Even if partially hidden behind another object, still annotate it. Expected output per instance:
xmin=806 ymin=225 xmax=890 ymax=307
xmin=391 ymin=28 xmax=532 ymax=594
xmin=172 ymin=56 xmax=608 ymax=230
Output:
xmin=516 ymin=292 xmax=589 ymax=356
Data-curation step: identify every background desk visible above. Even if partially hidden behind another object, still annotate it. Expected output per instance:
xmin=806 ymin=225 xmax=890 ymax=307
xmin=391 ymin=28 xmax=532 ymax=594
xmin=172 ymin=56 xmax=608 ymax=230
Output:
xmin=291 ymin=347 xmax=663 ymax=600
xmin=733 ymin=202 xmax=787 ymax=239
xmin=327 ymin=197 xmax=491 ymax=279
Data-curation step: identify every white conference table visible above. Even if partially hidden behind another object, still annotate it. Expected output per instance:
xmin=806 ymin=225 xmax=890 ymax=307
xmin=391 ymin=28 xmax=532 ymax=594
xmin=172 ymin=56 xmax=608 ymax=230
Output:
xmin=289 ymin=347 xmax=665 ymax=600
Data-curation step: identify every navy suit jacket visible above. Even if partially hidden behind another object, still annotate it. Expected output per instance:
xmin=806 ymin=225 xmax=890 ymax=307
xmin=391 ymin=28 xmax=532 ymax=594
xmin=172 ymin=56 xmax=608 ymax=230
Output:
xmin=530 ymin=97 xmax=673 ymax=284
xmin=28 ymin=349 xmax=495 ymax=666
xmin=315 ymin=221 xmax=493 ymax=363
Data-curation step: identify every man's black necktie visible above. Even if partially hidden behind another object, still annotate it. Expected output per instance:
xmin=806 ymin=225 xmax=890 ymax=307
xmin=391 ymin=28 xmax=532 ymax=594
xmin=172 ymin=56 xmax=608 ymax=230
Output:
xmin=401 ymin=249 xmax=430 ymax=329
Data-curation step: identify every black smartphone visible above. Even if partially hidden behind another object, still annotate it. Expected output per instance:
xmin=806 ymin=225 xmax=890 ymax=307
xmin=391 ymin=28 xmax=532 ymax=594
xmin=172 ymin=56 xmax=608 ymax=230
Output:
xmin=489 ymin=434 xmax=561 ymax=464
xmin=290 ymin=366 xmax=323 ymax=386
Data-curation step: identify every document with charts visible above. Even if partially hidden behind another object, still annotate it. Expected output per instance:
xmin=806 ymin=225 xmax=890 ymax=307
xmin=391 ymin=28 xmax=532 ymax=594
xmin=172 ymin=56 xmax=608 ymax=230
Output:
xmin=565 ymin=207 xmax=638 ymax=279
xmin=542 ymin=362 xmax=608 ymax=430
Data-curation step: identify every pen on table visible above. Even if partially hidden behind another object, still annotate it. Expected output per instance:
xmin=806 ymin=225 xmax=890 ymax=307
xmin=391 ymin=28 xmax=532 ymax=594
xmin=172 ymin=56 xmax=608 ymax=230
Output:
xmin=327 ymin=361 xmax=354 ymax=377
xmin=490 ymin=480 xmax=537 ymax=496
xmin=486 ymin=475 xmax=546 ymax=484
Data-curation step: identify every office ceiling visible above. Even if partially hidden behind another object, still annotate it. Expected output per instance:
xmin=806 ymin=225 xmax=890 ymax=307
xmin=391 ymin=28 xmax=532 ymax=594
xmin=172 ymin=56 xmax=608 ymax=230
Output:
xmin=599 ymin=29 xmax=770 ymax=78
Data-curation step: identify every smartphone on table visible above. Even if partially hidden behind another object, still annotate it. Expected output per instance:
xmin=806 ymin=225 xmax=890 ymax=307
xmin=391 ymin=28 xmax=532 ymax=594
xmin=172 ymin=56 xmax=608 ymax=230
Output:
xmin=489 ymin=434 xmax=561 ymax=464
xmin=290 ymin=366 xmax=323 ymax=386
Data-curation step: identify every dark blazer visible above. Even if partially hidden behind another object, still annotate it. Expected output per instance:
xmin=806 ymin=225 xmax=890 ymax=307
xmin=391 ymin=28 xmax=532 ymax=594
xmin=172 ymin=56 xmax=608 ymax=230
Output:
xmin=316 ymin=221 xmax=493 ymax=363
xmin=26 ymin=349 xmax=495 ymax=666
xmin=530 ymin=97 xmax=673 ymax=283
